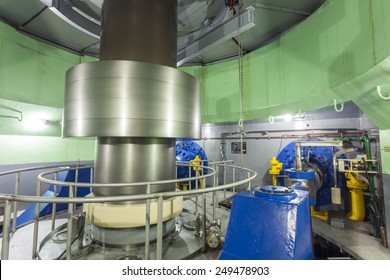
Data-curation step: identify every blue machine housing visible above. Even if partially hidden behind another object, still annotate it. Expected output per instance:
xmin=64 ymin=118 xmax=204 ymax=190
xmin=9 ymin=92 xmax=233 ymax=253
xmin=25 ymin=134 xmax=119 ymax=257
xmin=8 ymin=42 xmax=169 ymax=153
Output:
xmin=277 ymin=139 xmax=346 ymax=206
xmin=176 ymin=138 xmax=208 ymax=188
xmin=220 ymin=186 xmax=313 ymax=260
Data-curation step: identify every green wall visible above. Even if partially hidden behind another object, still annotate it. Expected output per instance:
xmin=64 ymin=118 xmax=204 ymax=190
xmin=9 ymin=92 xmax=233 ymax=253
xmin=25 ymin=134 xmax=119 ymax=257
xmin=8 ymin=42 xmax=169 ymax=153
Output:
xmin=0 ymin=135 xmax=95 ymax=165
xmin=183 ymin=0 xmax=390 ymax=128
xmin=0 ymin=22 xmax=96 ymax=164
xmin=0 ymin=0 xmax=390 ymax=165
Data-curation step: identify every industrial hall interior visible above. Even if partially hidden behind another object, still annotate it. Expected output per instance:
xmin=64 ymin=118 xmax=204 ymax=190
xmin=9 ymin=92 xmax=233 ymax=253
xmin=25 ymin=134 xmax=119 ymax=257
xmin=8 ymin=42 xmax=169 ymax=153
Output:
xmin=0 ymin=0 xmax=390 ymax=261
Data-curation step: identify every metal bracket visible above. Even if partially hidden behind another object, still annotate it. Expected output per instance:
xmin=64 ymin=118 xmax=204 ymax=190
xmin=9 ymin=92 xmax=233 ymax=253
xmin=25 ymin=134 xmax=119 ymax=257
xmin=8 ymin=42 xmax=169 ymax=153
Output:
xmin=376 ymin=86 xmax=390 ymax=100
xmin=333 ymin=99 xmax=344 ymax=112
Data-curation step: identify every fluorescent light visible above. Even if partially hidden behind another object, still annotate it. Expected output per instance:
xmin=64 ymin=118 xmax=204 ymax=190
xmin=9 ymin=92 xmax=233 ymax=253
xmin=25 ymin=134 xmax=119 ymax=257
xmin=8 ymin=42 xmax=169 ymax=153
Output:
xmin=283 ymin=114 xmax=293 ymax=122
xmin=24 ymin=119 xmax=47 ymax=131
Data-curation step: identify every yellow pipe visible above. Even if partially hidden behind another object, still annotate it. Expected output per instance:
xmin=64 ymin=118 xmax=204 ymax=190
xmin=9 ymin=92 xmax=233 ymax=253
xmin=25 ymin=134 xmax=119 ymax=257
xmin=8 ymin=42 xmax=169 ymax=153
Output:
xmin=348 ymin=188 xmax=365 ymax=221
xmin=345 ymin=172 xmax=368 ymax=221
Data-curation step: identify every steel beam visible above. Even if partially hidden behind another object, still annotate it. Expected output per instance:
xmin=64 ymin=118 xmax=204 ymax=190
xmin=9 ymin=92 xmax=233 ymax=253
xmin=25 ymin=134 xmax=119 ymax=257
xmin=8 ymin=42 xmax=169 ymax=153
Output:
xmin=177 ymin=6 xmax=255 ymax=66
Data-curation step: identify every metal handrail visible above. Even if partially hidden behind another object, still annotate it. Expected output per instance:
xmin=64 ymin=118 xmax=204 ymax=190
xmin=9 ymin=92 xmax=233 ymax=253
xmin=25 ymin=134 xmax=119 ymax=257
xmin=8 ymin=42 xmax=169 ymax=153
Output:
xmin=0 ymin=166 xmax=254 ymax=203
xmin=0 ymin=161 xmax=93 ymax=177
xmin=0 ymin=161 xmax=257 ymax=260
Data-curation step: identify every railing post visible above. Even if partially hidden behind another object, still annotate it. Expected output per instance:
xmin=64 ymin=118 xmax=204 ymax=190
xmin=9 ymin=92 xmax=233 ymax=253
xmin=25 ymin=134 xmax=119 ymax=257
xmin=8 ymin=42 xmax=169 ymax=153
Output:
xmin=89 ymin=166 xmax=94 ymax=193
xmin=188 ymin=164 xmax=191 ymax=189
xmin=12 ymin=172 xmax=21 ymax=233
xmin=232 ymin=165 xmax=236 ymax=193
xmin=195 ymin=170 xmax=199 ymax=214
xmin=51 ymin=172 xmax=58 ymax=231
xmin=74 ymin=167 xmax=79 ymax=211
xmin=66 ymin=186 xmax=74 ymax=260
xmin=1 ymin=199 xmax=12 ymax=260
xmin=202 ymin=192 xmax=207 ymax=252
xmin=32 ymin=181 xmax=41 ymax=259
xmin=156 ymin=196 xmax=164 ymax=260
xmin=216 ymin=165 xmax=219 ymax=186
xmin=247 ymin=171 xmax=251 ymax=190
xmin=212 ymin=164 xmax=217 ymax=221
xmin=144 ymin=184 xmax=151 ymax=260
xmin=223 ymin=161 xmax=227 ymax=198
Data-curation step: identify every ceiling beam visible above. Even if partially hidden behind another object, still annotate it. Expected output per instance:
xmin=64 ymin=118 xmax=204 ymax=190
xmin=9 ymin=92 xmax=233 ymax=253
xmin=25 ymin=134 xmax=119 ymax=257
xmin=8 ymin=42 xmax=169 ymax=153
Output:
xmin=251 ymin=3 xmax=311 ymax=16
xmin=177 ymin=6 xmax=255 ymax=66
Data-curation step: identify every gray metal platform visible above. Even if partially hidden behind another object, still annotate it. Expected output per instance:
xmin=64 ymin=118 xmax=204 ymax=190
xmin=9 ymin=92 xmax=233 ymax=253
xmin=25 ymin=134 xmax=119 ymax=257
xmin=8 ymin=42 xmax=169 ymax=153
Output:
xmin=312 ymin=217 xmax=390 ymax=260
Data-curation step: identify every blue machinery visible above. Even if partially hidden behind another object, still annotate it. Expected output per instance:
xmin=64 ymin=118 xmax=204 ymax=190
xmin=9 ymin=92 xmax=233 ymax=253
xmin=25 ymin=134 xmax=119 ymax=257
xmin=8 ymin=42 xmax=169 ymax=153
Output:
xmin=221 ymin=139 xmax=347 ymax=259
xmin=221 ymin=186 xmax=313 ymax=260
xmin=176 ymin=139 xmax=208 ymax=188
xmin=276 ymin=139 xmax=346 ymax=207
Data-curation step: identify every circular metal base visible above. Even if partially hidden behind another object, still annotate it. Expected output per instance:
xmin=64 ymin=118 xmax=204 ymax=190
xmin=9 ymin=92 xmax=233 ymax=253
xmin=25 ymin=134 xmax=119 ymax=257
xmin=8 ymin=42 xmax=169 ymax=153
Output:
xmin=37 ymin=211 xmax=207 ymax=260
xmin=91 ymin=219 xmax=176 ymax=247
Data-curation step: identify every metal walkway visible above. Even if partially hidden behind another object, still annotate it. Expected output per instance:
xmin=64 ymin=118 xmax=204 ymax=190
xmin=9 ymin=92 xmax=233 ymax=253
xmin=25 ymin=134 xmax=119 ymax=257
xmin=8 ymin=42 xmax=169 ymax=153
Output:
xmin=312 ymin=217 xmax=390 ymax=260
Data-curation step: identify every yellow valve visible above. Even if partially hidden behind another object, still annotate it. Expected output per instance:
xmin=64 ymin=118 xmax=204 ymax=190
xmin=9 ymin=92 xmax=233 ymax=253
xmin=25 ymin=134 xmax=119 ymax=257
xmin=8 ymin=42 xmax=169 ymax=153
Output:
xmin=269 ymin=157 xmax=283 ymax=186
xmin=191 ymin=155 xmax=202 ymax=171
xmin=190 ymin=155 xmax=203 ymax=188
xmin=345 ymin=172 xmax=368 ymax=221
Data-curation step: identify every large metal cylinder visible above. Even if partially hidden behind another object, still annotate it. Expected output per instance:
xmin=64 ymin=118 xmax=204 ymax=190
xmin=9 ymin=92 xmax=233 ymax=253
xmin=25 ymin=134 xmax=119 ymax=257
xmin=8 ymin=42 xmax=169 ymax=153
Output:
xmin=62 ymin=0 xmax=199 ymax=244
xmin=100 ymin=0 xmax=177 ymax=67
xmin=62 ymin=61 xmax=200 ymax=139
xmin=94 ymin=137 xmax=176 ymax=196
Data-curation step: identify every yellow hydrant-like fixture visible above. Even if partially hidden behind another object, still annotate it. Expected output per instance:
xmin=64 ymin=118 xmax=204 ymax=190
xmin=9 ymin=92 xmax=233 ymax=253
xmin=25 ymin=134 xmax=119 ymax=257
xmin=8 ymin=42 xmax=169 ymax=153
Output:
xmin=190 ymin=155 xmax=203 ymax=189
xmin=345 ymin=172 xmax=368 ymax=221
xmin=269 ymin=157 xmax=283 ymax=186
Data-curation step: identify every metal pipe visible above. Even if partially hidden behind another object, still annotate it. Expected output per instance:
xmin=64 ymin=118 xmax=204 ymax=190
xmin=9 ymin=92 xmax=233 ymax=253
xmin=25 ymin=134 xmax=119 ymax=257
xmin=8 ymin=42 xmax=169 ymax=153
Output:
xmin=1 ymin=199 xmax=12 ymax=260
xmin=201 ymin=133 xmax=363 ymax=141
xmin=100 ymin=0 xmax=177 ymax=67
xmin=66 ymin=186 xmax=74 ymax=260
xmin=32 ymin=181 xmax=41 ymax=259
xmin=12 ymin=172 xmax=20 ymax=233
xmin=156 ymin=196 xmax=164 ymax=260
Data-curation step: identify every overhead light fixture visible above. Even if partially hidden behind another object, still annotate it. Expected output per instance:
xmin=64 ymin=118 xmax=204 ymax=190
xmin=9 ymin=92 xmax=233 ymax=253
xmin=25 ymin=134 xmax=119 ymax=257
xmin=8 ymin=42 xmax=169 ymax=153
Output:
xmin=283 ymin=114 xmax=293 ymax=122
xmin=269 ymin=109 xmax=306 ymax=124
xmin=23 ymin=118 xmax=48 ymax=131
